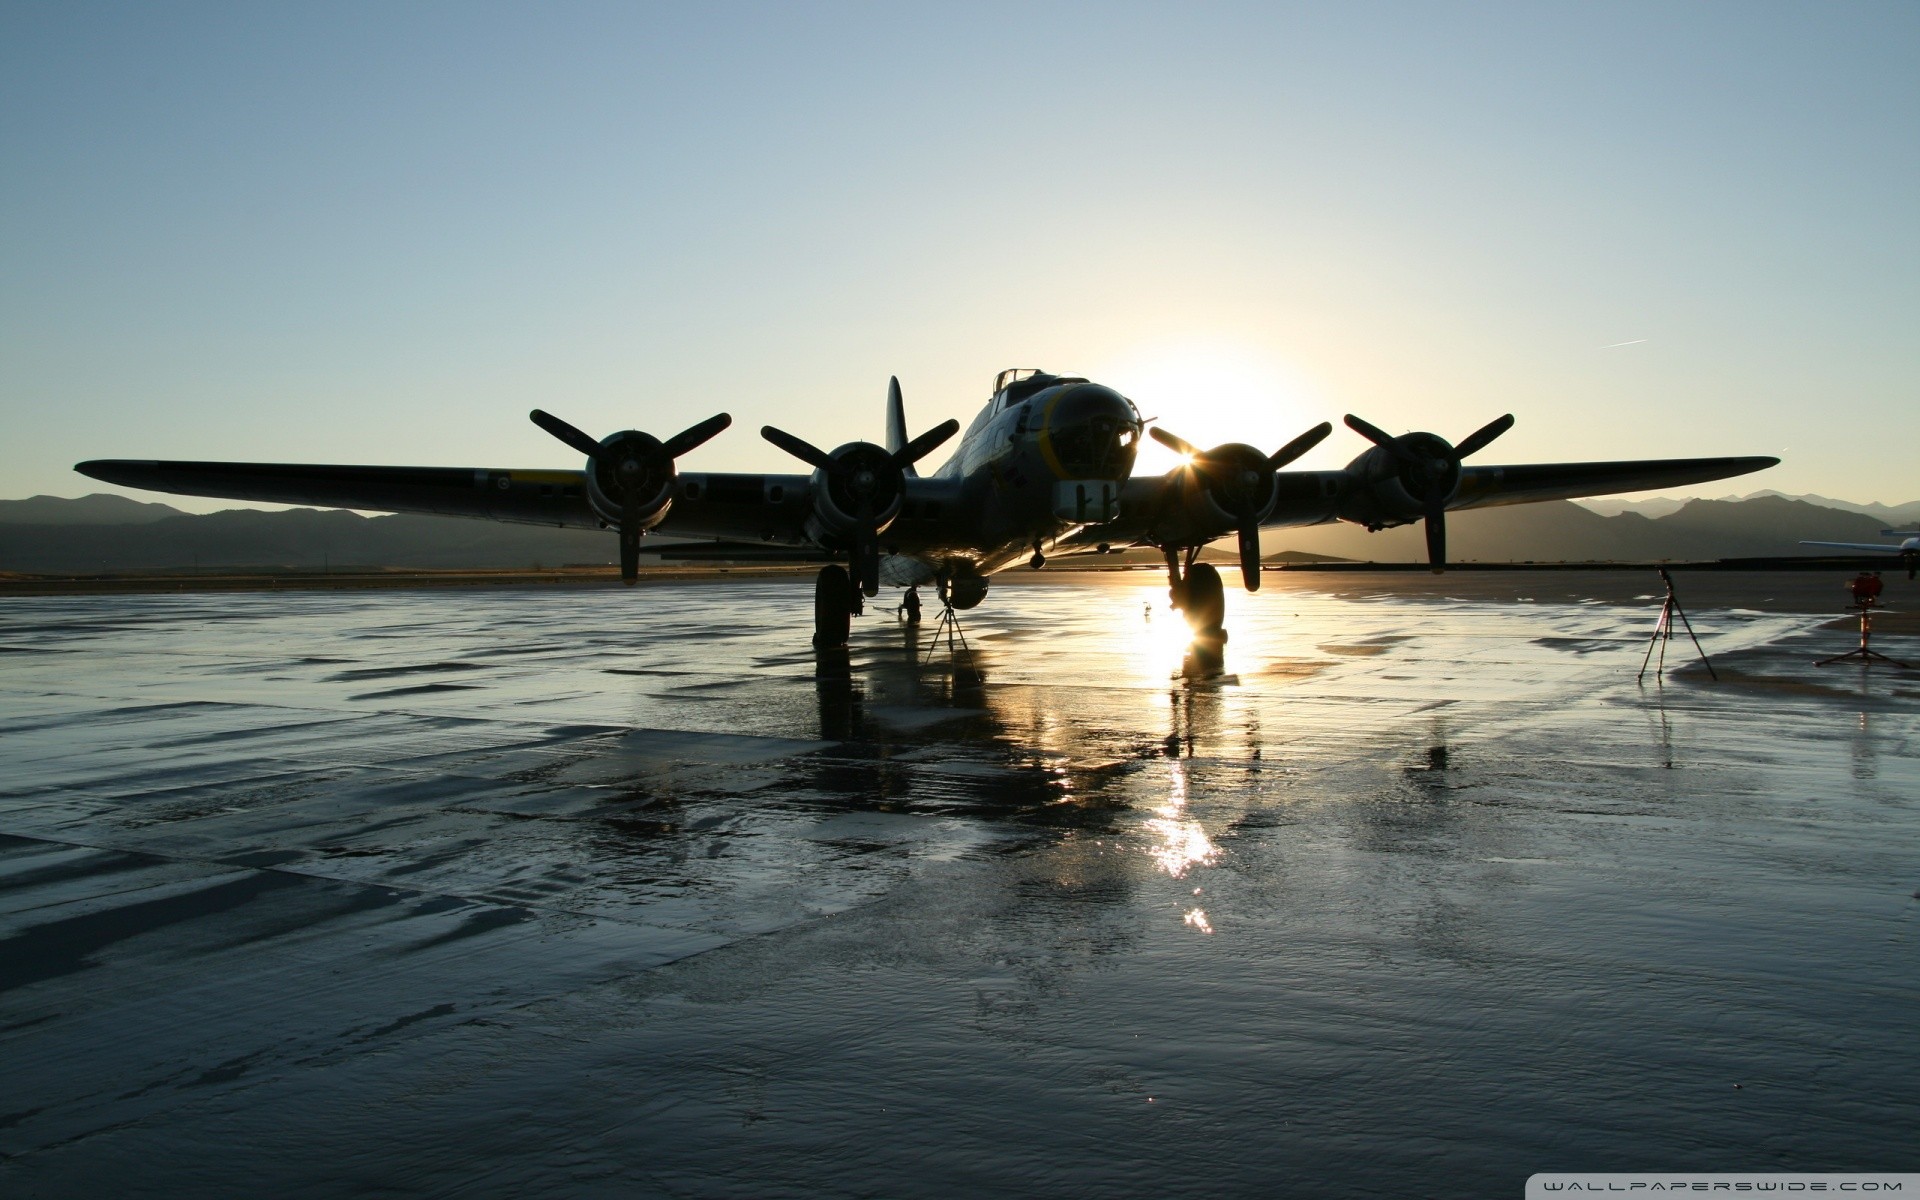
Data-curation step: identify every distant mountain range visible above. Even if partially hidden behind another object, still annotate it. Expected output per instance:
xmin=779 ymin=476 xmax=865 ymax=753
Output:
xmin=1576 ymin=490 xmax=1920 ymax=525
xmin=1262 ymin=494 xmax=1910 ymax=564
xmin=0 ymin=497 xmax=616 ymax=573
xmin=0 ymin=494 xmax=191 ymax=525
xmin=1 ymin=492 xmax=1914 ymax=574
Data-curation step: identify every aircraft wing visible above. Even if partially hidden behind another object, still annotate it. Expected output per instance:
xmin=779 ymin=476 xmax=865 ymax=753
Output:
xmin=1101 ymin=455 xmax=1777 ymax=532
xmin=1444 ymin=456 xmax=1781 ymax=512
xmin=74 ymin=458 xmax=824 ymax=544
xmin=77 ymin=459 xmax=608 ymax=528
xmin=1077 ymin=454 xmax=1779 ymax=556
xmin=1799 ymin=540 xmax=1906 ymax=554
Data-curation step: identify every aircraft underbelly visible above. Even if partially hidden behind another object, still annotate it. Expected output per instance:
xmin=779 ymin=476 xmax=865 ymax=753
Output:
xmin=877 ymin=555 xmax=939 ymax=587
xmin=868 ymin=466 xmax=1091 ymax=581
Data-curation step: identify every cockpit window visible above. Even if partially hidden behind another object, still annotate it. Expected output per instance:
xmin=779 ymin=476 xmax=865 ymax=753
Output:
xmin=994 ymin=368 xmax=1041 ymax=394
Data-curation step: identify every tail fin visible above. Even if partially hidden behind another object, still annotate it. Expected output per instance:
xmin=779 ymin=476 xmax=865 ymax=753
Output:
xmin=885 ymin=376 xmax=914 ymax=474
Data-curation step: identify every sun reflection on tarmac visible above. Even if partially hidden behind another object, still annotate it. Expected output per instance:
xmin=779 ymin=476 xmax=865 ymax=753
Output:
xmin=1130 ymin=584 xmax=1209 ymax=682
xmin=1146 ymin=760 xmax=1219 ymax=878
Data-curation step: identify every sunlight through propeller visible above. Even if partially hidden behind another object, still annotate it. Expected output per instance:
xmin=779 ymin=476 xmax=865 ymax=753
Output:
xmin=1149 ymin=421 xmax=1332 ymax=591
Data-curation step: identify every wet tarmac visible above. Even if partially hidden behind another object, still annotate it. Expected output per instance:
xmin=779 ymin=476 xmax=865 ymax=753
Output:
xmin=2 ymin=571 xmax=1916 ymax=1197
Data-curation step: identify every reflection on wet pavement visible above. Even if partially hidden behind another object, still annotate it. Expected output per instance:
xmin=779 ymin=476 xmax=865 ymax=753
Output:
xmin=1 ymin=572 xmax=1915 ymax=1195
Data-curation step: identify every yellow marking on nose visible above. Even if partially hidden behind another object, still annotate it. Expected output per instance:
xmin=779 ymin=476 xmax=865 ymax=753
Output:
xmin=1034 ymin=386 xmax=1075 ymax=481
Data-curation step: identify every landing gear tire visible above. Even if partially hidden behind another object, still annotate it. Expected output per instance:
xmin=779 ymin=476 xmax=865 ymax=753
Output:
xmin=813 ymin=564 xmax=852 ymax=647
xmin=1183 ymin=562 xmax=1226 ymax=637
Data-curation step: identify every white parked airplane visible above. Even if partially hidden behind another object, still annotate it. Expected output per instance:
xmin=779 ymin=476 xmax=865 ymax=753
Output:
xmin=1801 ymin=531 xmax=1920 ymax=580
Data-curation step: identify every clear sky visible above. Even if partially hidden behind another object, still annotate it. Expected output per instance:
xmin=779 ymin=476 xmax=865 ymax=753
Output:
xmin=4 ymin=1 xmax=1915 ymax=510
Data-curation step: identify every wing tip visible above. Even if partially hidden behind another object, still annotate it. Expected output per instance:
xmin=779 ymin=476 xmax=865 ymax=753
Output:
xmin=74 ymin=459 xmax=150 ymax=483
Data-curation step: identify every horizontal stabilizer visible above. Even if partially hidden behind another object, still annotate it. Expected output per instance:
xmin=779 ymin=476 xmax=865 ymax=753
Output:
xmin=635 ymin=540 xmax=835 ymax=563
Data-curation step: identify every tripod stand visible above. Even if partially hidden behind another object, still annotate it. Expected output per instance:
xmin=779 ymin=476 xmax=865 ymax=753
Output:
xmin=1815 ymin=600 xmax=1911 ymax=669
xmin=1639 ymin=568 xmax=1717 ymax=682
xmin=923 ymin=599 xmax=974 ymax=666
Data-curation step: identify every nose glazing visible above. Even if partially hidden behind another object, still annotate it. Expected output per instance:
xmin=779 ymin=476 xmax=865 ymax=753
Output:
xmin=1045 ymin=384 xmax=1141 ymax=478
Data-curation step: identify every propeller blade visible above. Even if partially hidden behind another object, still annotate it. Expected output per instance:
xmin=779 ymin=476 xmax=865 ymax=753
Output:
xmin=1149 ymin=426 xmax=1200 ymax=458
xmin=1424 ymin=506 xmax=1447 ymax=574
xmin=1238 ymin=521 xmax=1263 ymax=592
xmin=1453 ymin=413 xmax=1514 ymax=459
xmin=530 ymin=409 xmax=604 ymax=459
xmin=1268 ymin=421 xmax=1333 ymax=469
xmin=761 ymin=425 xmax=837 ymax=472
xmin=661 ymin=412 xmax=733 ymax=459
xmin=619 ymin=487 xmax=645 ymax=584
xmin=1342 ymin=414 xmax=1395 ymax=448
xmin=892 ymin=418 xmax=961 ymax=468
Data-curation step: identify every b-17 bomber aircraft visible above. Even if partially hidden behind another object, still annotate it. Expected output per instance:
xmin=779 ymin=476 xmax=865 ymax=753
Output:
xmin=79 ymin=367 xmax=1778 ymax=648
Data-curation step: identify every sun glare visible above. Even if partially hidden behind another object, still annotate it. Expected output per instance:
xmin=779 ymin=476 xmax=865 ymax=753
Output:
xmin=1096 ymin=339 xmax=1327 ymax=474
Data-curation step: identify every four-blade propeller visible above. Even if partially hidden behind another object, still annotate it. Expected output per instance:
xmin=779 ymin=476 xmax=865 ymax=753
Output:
xmin=1149 ymin=421 xmax=1333 ymax=591
xmin=760 ymin=418 xmax=960 ymax=596
xmin=1342 ymin=412 xmax=1514 ymax=572
xmin=530 ymin=408 xmax=732 ymax=584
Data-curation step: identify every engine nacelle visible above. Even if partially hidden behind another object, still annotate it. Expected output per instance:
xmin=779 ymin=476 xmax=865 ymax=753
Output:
xmin=1334 ymin=434 xmax=1461 ymax=530
xmin=801 ymin=442 xmax=905 ymax=547
xmin=582 ymin=430 xmax=677 ymax=530
xmin=1146 ymin=442 xmax=1280 ymax=546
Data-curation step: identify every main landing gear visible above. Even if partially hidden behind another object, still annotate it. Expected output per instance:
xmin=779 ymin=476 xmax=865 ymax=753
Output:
xmin=813 ymin=564 xmax=854 ymax=647
xmin=1164 ymin=547 xmax=1228 ymax=671
xmin=814 ymin=562 xmax=979 ymax=655
xmin=1164 ymin=548 xmax=1226 ymax=636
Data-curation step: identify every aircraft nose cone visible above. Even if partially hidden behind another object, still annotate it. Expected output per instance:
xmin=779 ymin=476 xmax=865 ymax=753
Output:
xmin=1049 ymin=383 xmax=1134 ymax=424
xmin=1042 ymin=383 xmax=1141 ymax=479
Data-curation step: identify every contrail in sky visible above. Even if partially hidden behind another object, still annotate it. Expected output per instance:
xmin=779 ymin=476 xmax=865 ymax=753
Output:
xmin=1601 ymin=339 xmax=1648 ymax=348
